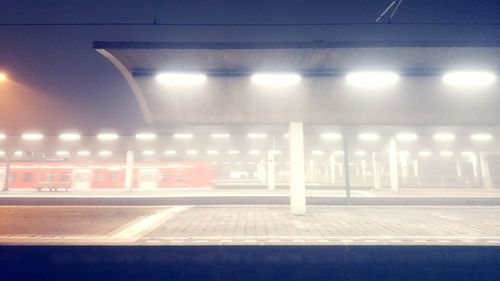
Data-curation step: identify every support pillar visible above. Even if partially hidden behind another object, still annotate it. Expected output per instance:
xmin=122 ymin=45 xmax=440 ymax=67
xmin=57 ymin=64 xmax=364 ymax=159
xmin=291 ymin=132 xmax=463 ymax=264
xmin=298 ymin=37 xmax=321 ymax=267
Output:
xmin=388 ymin=138 xmax=399 ymax=192
xmin=289 ymin=122 xmax=306 ymax=215
xmin=342 ymin=133 xmax=352 ymax=204
xmin=329 ymin=153 xmax=336 ymax=184
xmin=479 ymin=152 xmax=492 ymax=189
xmin=256 ymin=161 xmax=266 ymax=182
xmin=372 ymin=152 xmax=381 ymax=190
xmin=2 ymin=156 xmax=11 ymax=192
xmin=456 ymin=160 xmax=463 ymax=177
xmin=125 ymin=150 xmax=135 ymax=191
xmin=267 ymin=150 xmax=276 ymax=191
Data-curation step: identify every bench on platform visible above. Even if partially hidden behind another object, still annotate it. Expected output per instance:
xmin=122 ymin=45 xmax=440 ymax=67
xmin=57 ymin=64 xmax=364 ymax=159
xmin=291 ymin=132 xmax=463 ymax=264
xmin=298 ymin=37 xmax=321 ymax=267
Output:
xmin=35 ymin=182 xmax=71 ymax=192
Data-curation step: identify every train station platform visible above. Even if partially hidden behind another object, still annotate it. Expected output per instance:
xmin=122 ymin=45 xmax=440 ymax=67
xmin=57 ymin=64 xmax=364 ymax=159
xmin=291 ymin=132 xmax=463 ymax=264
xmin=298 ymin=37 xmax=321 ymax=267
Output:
xmin=1 ymin=187 xmax=500 ymax=206
xmin=0 ymin=205 xmax=499 ymax=246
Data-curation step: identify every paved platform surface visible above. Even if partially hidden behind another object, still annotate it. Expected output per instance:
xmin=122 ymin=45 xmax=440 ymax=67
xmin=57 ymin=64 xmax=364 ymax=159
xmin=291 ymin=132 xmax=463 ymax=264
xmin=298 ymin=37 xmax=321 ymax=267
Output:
xmin=0 ymin=205 xmax=499 ymax=245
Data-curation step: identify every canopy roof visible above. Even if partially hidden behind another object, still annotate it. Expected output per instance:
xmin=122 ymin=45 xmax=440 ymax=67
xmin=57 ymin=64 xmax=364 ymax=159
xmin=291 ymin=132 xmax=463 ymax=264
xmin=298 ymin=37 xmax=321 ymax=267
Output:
xmin=95 ymin=41 xmax=500 ymax=125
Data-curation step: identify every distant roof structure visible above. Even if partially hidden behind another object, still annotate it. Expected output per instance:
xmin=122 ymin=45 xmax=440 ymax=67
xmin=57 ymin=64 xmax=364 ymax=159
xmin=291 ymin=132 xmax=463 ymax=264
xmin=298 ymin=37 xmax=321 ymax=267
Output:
xmin=95 ymin=41 xmax=500 ymax=126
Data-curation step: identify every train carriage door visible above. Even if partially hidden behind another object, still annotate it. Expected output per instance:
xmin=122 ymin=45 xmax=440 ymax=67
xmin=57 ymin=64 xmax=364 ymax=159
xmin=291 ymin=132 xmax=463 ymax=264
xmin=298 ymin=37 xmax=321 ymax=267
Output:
xmin=72 ymin=169 xmax=91 ymax=189
xmin=139 ymin=168 xmax=158 ymax=189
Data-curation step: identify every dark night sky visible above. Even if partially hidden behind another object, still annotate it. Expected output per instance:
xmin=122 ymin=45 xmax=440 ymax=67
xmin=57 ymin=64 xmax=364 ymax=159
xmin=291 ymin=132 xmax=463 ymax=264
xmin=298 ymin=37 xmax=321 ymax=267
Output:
xmin=0 ymin=0 xmax=499 ymax=134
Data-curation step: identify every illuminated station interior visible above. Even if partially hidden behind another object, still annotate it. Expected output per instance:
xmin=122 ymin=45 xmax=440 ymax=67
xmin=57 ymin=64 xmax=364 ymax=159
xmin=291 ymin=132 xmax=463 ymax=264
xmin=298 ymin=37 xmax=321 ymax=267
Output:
xmin=2 ymin=42 xmax=500 ymax=216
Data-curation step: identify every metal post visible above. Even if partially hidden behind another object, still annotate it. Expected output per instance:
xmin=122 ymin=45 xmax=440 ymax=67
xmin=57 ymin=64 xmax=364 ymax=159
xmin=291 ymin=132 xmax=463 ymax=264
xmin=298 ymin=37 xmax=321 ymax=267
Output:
xmin=342 ymin=133 xmax=351 ymax=205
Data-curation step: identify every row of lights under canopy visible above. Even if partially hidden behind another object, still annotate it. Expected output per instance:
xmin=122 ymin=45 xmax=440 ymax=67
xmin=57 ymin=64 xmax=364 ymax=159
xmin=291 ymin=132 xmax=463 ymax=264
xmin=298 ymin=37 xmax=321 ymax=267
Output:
xmin=155 ymin=71 xmax=497 ymax=88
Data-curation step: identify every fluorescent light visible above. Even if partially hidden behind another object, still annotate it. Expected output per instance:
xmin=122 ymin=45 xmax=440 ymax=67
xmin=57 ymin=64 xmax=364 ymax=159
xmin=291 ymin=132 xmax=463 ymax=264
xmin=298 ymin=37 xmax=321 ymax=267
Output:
xmin=272 ymin=150 xmax=282 ymax=155
xmin=247 ymin=133 xmax=267 ymax=139
xmin=396 ymin=133 xmax=418 ymax=141
xmin=251 ymin=72 xmax=301 ymax=86
xmin=0 ymin=134 xmax=6 ymax=140
xmin=354 ymin=150 xmax=367 ymax=156
xmin=0 ymin=73 xmax=7 ymax=81
xmin=164 ymin=150 xmax=177 ymax=155
xmin=210 ymin=133 xmax=230 ymax=138
xmin=461 ymin=151 xmax=475 ymax=157
xmin=77 ymin=150 xmax=90 ymax=156
xmin=136 ymin=133 xmax=157 ymax=140
xmin=0 ymin=151 xmax=4 ymax=156
xmin=206 ymin=150 xmax=219 ymax=155
xmin=14 ymin=150 xmax=23 ymax=156
xmin=433 ymin=133 xmax=455 ymax=141
xmin=156 ymin=72 xmax=207 ymax=86
xmin=56 ymin=151 xmax=69 ymax=156
xmin=99 ymin=150 xmax=112 ymax=156
xmin=97 ymin=133 xmax=118 ymax=141
xmin=283 ymin=134 xmax=289 ymax=138
xmin=358 ymin=133 xmax=380 ymax=141
xmin=442 ymin=71 xmax=496 ymax=87
xmin=440 ymin=151 xmax=453 ymax=157
xmin=142 ymin=150 xmax=155 ymax=156
xmin=312 ymin=150 xmax=324 ymax=155
xmin=22 ymin=133 xmax=43 ymax=140
xmin=228 ymin=150 xmax=240 ymax=154
xmin=470 ymin=133 xmax=492 ymax=141
xmin=173 ymin=133 xmax=193 ymax=139
xmin=185 ymin=150 xmax=198 ymax=155
xmin=346 ymin=71 xmax=399 ymax=88
xmin=321 ymin=133 xmax=342 ymax=140
xmin=333 ymin=150 xmax=345 ymax=155
xmin=248 ymin=150 xmax=261 ymax=155
xmin=419 ymin=151 xmax=432 ymax=157
xmin=59 ymin=133 xmax=81 ymax=141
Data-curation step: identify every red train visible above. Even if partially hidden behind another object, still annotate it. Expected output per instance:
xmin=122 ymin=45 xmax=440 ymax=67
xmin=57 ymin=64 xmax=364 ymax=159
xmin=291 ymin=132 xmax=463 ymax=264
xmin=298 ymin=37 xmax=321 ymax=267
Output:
xmin=0 ymin=162 xmax=214 ymax=190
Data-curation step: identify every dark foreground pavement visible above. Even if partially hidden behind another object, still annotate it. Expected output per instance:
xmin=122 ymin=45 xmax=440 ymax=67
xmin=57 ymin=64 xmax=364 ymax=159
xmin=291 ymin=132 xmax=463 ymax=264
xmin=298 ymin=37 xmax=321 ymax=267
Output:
xmin=1 ymin=245 xmax=500 ymax=281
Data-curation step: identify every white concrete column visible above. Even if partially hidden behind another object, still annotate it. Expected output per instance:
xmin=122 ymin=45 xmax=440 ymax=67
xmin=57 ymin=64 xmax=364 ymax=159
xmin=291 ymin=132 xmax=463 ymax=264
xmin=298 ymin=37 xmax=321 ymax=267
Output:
xmin=388 ymin=138 xmax=399 ymax=192
xmin=329 ymin=153 xmax=336 ymax=183
xmin=267 ymin=150 xmax=276 ymax=190
xmin=456 ymin=160 xmax=463 ymax=177
xmin=125 ymin=150 xmax=135 ymax=191
xmin=289 ymin=122 xmax=306 ymax=215
xmin=471 ymin=153 xmax=479 ymax=178
xmin=372 ymin=152 xmax=381 ymax=189
xmin=479 ymin=152 xmax=492 ymax=189
xmin=412 ymin=160 xmax=419 ymax=176
xmin=257 ymin=161 xmax=266 ymax=183
xmin=400 ymin=153 xmax=409 ymax=177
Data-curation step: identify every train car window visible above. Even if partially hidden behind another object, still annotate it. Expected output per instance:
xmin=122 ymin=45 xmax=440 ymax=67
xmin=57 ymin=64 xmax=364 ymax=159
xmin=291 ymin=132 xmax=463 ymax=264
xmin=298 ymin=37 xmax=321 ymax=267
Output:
xmin=23 ymin=172 xmax=33 ymax=182
xmin=45 ymin=173 xmax=54 ymax=182
xmin=110 ymin=173 xmax=119 ymax=182
xmin=60 ymin=173 xmax=70 ymax=182
xmin=95 ymin=173 xmax=104 ymax=182
xmin=8 ymin=173 xmax=16 ymax=183
xmin=176 ymin=171 xmax=186 ymax=182
xmin=160 ymin=172 xmax=169 ymax=182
